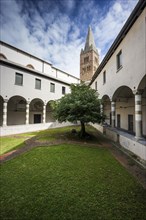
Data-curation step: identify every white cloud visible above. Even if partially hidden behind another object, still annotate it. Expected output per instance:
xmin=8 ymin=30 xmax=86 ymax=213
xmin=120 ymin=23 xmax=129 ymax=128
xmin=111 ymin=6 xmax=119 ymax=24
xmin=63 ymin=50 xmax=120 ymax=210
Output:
xmin=93 ymin=0 xmax=138 ymax=61
xmin=0 ymin=0 xmax=138 ymax=78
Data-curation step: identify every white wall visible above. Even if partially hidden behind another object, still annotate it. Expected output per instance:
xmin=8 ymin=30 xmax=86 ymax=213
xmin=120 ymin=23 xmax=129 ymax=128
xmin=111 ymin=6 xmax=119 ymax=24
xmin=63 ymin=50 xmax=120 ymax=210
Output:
xmin=0 ymin=42 xmax=80 ymax=85
xmin=0 ymin=65 xmax=71 ymax=102
xmin=91 ymin=9 xmax=146 ymax=98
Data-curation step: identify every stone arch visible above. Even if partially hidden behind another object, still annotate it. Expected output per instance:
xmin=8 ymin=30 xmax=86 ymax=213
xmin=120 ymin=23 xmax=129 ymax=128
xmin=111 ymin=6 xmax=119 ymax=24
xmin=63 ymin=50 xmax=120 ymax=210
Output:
xmin=138 ymin=75 xmax=146 ymax=91
xmin=0 ymin=53 xmax=7 ymax=59
xmin=7 ymin=96 xmax=26 ymax=125
xmin=112 ymin=86 xmax=133 ymax=102
xmin=29 ymin=98 xmax=44 ymax=124
xmin=46 ymin=100 xmax=55 ymax=122
xmin=112 ymin=86 xmax=134 ymax=132
xmin=26 ymin=64 xmax=35 ymax=69
xmin=0 ymin=96 xmax=4 ymax=126
xmin=101 ymin=95 xmax=111 ymax=125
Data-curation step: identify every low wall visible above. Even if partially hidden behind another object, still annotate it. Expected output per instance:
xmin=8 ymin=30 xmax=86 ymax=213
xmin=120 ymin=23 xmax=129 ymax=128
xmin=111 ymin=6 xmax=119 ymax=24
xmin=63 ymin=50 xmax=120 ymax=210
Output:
xmin=0 ymin=122 xmax=73 ymax=136
xmin=91 ymin=123 xmax=146 ymax=162
xmin=119 ymin=135 xmax=146 ymax=161
xmin=90 ymin=123 xmax=104 ymax=133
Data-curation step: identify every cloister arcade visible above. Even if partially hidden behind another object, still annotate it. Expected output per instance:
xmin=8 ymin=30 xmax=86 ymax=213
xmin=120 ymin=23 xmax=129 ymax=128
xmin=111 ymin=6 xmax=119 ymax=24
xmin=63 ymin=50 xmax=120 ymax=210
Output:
xmin=0 ymin=96 xmax=55 ymax=127
xmin=101 ymin=75 xmax=146 ymax=139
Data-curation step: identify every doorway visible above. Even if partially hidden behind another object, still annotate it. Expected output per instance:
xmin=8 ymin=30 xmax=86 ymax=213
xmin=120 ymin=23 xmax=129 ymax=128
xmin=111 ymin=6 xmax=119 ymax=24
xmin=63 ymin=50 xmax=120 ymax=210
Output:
xmin=34 ymin=114 xmax=41 ymax=124
xmin=117 ymin=114 xmax=121 ymax=128
xmin=128 ymin=114 xmax=133 ymax=132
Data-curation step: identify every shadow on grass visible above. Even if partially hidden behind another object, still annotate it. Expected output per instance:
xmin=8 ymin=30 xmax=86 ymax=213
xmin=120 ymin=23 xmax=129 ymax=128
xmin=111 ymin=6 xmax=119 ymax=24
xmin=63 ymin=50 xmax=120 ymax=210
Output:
xmin=1 ymin=124 xmax=104 ymax=156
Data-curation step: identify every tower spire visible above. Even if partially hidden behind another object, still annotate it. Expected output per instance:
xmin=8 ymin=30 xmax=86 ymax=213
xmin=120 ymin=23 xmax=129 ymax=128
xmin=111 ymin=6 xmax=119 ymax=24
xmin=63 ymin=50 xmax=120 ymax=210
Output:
xmin=84 ymin=26 xmax=97 ymax=53
xmin=80 ymin=26 xmax=99 ymax=82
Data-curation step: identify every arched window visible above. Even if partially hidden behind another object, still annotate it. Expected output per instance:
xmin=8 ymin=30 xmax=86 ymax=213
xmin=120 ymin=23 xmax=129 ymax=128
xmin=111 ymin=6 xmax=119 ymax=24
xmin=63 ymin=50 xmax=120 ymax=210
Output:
xmin=26 ymin=64 xmax=35 ymax=69
xmin=0 ymin=53 xmax=7 ymax=59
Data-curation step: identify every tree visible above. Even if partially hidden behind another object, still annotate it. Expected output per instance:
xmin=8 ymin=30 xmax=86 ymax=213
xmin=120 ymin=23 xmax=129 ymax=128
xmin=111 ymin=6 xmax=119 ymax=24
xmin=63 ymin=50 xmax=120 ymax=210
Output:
xmin=53 ymin=83 xmax=104 ymax=137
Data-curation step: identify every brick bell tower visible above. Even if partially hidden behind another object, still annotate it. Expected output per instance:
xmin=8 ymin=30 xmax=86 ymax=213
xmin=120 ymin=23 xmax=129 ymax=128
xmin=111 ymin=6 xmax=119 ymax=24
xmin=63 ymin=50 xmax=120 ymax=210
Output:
xmin=80 ymin=26 xmax=99 ymax=82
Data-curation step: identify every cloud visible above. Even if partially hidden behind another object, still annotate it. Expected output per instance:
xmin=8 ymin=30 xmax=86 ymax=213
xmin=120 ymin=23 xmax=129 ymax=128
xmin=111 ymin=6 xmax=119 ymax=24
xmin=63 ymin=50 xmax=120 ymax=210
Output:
xmin=0 ymin=0 xmax=138 ymax=77
xmin=93 ymin=0 xmax=138 ymax=61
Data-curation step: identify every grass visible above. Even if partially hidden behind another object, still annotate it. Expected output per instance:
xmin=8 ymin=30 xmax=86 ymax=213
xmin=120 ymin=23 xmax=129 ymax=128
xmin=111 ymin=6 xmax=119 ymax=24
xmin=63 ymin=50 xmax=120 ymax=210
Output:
xmin=0 ymin=133 xmax=36 ymax=155
xmin=0 ymin=125 xmax=100 ymax=155
xmin=1 ymin=145 xmax=146 ymax=220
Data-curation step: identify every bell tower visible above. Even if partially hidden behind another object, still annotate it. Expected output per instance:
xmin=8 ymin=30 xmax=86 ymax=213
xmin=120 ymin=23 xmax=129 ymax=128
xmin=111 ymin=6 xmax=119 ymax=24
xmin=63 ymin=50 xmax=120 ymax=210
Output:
xmin=80 ymin=26 xmax=99 ymax=82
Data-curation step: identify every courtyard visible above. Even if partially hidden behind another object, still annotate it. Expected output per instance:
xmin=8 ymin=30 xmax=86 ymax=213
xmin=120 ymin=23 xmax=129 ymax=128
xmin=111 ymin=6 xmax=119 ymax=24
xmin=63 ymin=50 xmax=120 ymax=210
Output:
xmin=0 ymin=126 xmax=146 ymax=220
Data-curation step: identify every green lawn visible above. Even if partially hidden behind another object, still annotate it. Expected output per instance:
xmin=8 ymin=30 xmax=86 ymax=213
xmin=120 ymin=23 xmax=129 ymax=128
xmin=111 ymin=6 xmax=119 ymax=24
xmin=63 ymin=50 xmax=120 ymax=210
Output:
xmin=0 ymin=125 xmax=100 ymax=155
xmin=0 ymin=133 xmax=36 ymax=155
xmin=1 ymin=145 xmax=146 ymax=220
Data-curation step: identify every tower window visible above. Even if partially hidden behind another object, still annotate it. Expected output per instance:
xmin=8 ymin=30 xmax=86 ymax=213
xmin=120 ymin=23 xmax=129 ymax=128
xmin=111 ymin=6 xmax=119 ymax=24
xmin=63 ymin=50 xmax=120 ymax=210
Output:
xmin=84 ymin=56 xmax=89 ymax=64
xmin=117 ymin=50 xmax=122 ymax=70
xmin=95 ymin=57 xmax=98 ymax=63
xmin=103 ymin=71 xmax=106 ymax=84
xmin=87 ymin=66 xmax=91 ymax=71
xmin=15 ymin=73 xmax=23 ymax=86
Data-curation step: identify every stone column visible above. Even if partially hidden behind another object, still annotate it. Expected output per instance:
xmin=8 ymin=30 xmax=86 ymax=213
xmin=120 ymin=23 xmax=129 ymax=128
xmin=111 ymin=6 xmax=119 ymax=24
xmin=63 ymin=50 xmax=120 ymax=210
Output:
xmin=3 ymin=99 xmax=8 ymax=126
xmin=43 ymin=104 xmax=46 ymax=123
xmin=100 ymin=103 xmax=103 ymax=115
xmin=25 ymin=102 xmax=30 ymax=124
xmin=134 ymin=91 xmax=142 ymax=139
xmin=111 ymin=101 xmax=116 ymax=127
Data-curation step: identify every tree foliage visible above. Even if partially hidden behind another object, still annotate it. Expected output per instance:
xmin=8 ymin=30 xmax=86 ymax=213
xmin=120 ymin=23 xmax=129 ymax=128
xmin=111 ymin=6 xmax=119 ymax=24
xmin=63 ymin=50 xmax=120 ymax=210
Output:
xmin=53 ymin=83 xmax=104 ymax=137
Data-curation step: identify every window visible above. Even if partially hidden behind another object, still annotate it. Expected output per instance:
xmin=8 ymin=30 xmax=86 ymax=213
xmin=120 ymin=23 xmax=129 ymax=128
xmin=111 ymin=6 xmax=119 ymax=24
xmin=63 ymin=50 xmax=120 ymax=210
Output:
xmin=15 ymin=73 xmax=23 ymax=86
xmin=62 ymin=86 xmax=66 ymax=94
xmin=95 ymin=81 xmax=97 ymax=90
xmin=103 ymin=71 xmax=106 ymax=84
xmin=35 ymin=78 xmax=41 ymax=90
xmin=84 ymin=56 xmax=89 ymax=64
xmin=50 ymin=83 xmax=55 ymax=93
xmin=95 ymin=57 xmax=98 ymax=63
xmin=117 ymin=50 xmax=122 ymax=70
xmin=87 ymin=66 xmax=91 ymax=71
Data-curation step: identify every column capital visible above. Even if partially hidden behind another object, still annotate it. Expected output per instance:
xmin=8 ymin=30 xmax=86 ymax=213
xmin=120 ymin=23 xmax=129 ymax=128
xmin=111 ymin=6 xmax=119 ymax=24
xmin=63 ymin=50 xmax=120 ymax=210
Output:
xmin=26 ymin=101 xmax=30 ymax=105
xmin=133 ymin=89 xmax=143 ymax=95
xmin=4 ymin=99 xmax=9 ymax=103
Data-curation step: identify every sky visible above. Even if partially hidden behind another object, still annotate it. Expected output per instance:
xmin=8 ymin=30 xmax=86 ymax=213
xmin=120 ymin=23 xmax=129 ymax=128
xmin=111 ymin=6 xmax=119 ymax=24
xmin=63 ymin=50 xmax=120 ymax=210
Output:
xmin=0 ymin=0 xmax=138 ymax=78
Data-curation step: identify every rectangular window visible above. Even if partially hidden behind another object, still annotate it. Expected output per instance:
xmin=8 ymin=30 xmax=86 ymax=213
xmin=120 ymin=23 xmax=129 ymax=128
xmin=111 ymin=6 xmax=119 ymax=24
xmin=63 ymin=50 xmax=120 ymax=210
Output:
xmin=103 ymin=71 xmax=106 ymax=84
xmin=50 ymin=83 xmax=55 ymax=93
xmin=62 ymin=86 xmax=66 ymax=94
xmin=95 ymin=81 xmax=97 ymax=90
xmin=15 ymin=73 xmax=23 ymax=86
xmin=35 ymin=78 xmax=41 ymax=90
xmin=117 ymin=50 xmax=122 ymax=70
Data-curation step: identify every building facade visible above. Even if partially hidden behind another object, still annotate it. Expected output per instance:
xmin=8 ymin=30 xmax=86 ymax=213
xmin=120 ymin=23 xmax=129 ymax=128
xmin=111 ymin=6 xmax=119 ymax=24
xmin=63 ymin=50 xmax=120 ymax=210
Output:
xmin=0 ymin=41 xmax=80 ymax=135
xmin=90 ymin=0 xmax=146 ymax=162
xmin=80 ymin=26 xmax=99 ymax=82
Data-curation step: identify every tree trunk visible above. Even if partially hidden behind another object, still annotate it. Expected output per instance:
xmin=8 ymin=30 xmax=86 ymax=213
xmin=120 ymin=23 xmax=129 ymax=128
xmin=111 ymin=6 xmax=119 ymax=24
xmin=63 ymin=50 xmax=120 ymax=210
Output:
xmin=80 ymin=121 xmax=86 ymax=137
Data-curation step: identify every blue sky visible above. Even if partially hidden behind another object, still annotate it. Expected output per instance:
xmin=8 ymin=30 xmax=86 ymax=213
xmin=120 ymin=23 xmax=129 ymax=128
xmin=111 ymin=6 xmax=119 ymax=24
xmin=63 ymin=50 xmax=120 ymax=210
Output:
xmin=0 ymin=0 xmax=138 ymax=77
